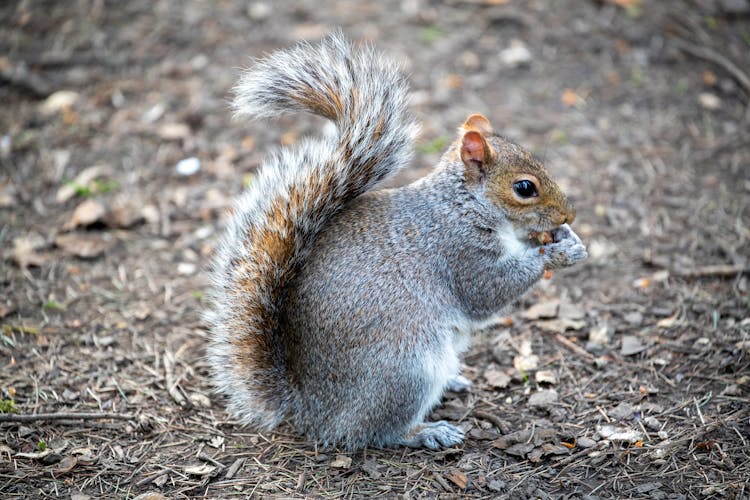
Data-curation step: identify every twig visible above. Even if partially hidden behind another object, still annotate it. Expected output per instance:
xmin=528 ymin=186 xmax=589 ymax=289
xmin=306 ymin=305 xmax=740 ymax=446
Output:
xmin=136 ymin=471 xmax=169 ymax=487
xmin=473 ymin=410 xmax=511 ymax=434
xmin=224 ymin=458 xmax=245 ymax=480
xmin=0 ymin=411 xmax=134 ymax=423
xmin=198 ymin=452 xmax=225 ymax=469
xmin=550 ymin=333 xmax=597 ymax=362
xmin=164 ymin=350 xmax=188 ymax=407
xmin=672 ymin=38 xmax=750 ymax=94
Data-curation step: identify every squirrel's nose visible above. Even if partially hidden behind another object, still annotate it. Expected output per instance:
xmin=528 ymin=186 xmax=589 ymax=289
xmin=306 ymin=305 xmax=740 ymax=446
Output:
xmin=555 ymin=207 xmax=576 ymax=226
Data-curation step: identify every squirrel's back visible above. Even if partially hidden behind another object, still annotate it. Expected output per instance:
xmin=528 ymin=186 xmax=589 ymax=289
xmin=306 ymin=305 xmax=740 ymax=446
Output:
xmin=206 ymin=33 xmax=418 ymax=428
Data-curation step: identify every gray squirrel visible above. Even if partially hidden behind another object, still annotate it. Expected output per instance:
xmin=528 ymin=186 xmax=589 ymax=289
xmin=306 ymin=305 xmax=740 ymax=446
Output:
xmin=206 ymin=33 xmax=587 ymax=450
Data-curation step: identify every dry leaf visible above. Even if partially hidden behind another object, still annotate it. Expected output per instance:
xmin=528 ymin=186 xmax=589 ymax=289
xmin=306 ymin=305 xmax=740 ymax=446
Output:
xmin=158 ymin=123 xmax=190 ymax=140
xmin=12 ymin=234 xmax=48 ymax=268
xmin=330 ymin=455 xmax=352 ymax=468
xmin=561 ymin=88 xmax=582 ymax=107
xmin=620 ymin=335 xmax=647 ymax=356
xmin=184 ymin=464 xmax=216 ymax=476
xmin=559 ymin=302 xmax=586 ymax=320
xmin=40 ymin=90 xmax=79 ymax=114
xmin=53 ymin=455 xmax=77 ymax=474
xmin=537 ymin=318 xmax=586 ymax=333
xmin=656 ymin=313 xmax=680 ymax=329
xmin=513 ymin=337 xmax=539 ymax=371
xmin=535 ymin=370 xmax=558 ymax=385
xmin=597 ymin=424 xmax=643 ymax=443
xmin=520 ymin=300 xmax=559 ymax=320
xmin=55 ymin=233 xmax=113 ymax=259
xmin=105 ymin=196 xmax=145 ymax=228
xmin=446 ymin=469 xmax=468 ymax=489
xmin=484 ymin=367 xmax=511 ymax=389
xmin=66 ymin=199 xmax=107 ymax=230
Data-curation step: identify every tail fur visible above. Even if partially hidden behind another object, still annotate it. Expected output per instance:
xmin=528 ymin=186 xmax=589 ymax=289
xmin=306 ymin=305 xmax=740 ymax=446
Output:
xmin=206 ymin=33 xmax=418 ymax=428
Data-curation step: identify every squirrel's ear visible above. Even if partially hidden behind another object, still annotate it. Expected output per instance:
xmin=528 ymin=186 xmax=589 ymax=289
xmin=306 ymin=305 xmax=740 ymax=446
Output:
xmin=462 ymin=113 xmax=494 ymax=135
xmin=461 ymin=130 xmax=491 ymax=183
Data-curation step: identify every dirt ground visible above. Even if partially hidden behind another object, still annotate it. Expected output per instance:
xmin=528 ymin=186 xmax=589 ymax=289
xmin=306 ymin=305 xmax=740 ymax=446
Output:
xmin=1 ymin=0 xmax=749 ymax=498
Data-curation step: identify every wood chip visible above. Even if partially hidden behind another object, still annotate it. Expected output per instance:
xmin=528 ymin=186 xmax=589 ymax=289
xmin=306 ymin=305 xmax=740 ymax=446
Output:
xmin=446 ymin=469 xmax=468 ymax=489
xmin=330 ymin=455 xmax=352 ymax=468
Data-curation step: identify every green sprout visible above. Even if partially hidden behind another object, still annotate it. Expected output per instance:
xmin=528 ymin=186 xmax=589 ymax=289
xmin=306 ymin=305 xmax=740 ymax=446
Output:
xmin=0 ymin=399 xmax=16 ymax=413
xmin=420 ymin=26 xmax=443 ymax=45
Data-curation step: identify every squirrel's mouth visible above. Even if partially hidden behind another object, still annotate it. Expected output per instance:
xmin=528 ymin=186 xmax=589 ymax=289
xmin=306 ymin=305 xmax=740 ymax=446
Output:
xmin=528 ymin=227 xmax=562 ymax=247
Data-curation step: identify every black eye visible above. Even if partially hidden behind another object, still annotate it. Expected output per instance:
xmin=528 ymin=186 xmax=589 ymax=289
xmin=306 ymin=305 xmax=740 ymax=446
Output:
xmin=512 ymin=179 xmax=538 ymax=198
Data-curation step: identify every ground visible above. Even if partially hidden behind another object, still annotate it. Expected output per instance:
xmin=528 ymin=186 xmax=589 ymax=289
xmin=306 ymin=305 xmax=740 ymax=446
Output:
xmin=1 ymin=0 xmax=749 ymax=498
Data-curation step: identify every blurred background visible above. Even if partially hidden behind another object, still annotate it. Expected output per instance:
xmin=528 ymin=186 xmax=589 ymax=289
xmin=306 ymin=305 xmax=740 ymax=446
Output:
xmin=1 ymin=0 xmax=748 ymax=497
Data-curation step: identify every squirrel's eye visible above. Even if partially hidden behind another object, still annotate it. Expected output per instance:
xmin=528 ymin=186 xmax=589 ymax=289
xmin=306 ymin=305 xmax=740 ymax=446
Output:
xmin=512 ymin=179 xmax=538 ymax=199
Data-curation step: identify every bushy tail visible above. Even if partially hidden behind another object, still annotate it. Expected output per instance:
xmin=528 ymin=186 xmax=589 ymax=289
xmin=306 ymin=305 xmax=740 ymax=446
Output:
xmin=206 ymin=33 xmax=418 ymax=427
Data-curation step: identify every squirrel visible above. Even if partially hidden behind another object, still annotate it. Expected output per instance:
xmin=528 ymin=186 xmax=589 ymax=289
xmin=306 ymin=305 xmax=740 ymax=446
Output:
xmin=206 ymin=32 xmax=587 ymax=450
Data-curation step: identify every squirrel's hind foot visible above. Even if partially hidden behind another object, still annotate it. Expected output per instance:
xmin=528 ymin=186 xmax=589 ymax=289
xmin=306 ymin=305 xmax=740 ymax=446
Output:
xmin=446 ymin=374 xmax=473 ymax=392
xmin=399 ymin=421 xmax=464 ymax=450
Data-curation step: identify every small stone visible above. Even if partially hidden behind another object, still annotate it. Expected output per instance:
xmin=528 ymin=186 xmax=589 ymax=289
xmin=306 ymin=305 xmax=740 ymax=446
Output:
xmin=698 ymin=93 xmax=721 ymax=110
xmin=527 ymin=389 xmax=558 ymax=408
xmin=177 ymin=262 xmax=197 ymax=275
xmin=623 ymin=311 xmax=643 ymax=325
xmin=487 ymin=479 xmax=506 ymax=492
xmin=608 ymin=402 xmax=635 ymax=420
xmin=499 ymin=39 xmax=532 ymax=67
xmin=176 ymin=157 xmax=201 ymax=176
xmin=577 ymin=436 xmax=597 ymax=448
xmin=247 ymin=2 xmax=272 ymax=20
xmin=62 ymin=388 xmax=79 ymax=401
xmin=643 ymin=417 xmax=661 ymax=431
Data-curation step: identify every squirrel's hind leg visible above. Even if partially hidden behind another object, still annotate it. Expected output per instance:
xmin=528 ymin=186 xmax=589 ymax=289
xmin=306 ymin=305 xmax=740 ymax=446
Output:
xmin=397 ymin=421 xmax=465 ymax=450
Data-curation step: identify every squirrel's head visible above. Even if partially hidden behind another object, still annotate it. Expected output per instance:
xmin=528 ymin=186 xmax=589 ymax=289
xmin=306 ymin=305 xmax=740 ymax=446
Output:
xmin=458 ymin=113 xmax=575 ymax=232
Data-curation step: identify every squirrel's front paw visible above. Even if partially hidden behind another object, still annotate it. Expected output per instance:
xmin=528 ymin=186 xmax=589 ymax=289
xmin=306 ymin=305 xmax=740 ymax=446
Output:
xmin=543 ymin=224 xmax=587 ymax=269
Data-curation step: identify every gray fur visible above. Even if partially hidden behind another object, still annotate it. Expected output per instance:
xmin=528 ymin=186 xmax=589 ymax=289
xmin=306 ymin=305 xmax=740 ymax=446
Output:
xmin=206 ymin=33 xmax=586 ymax=450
